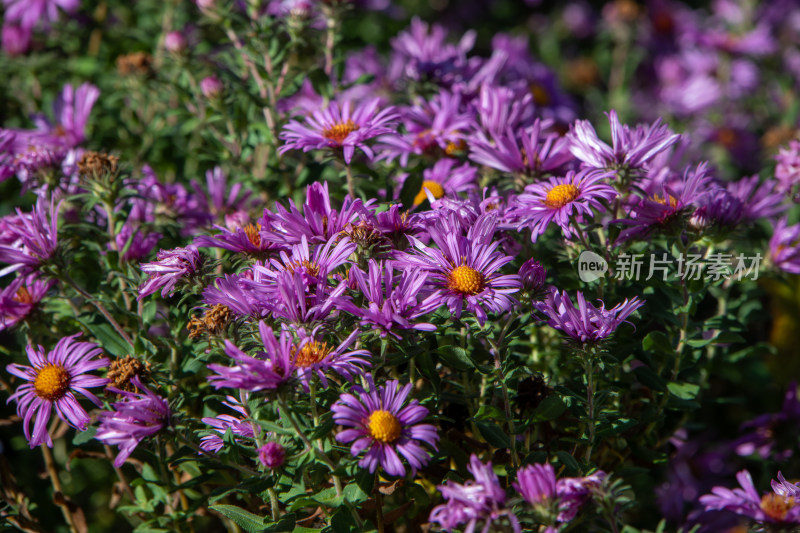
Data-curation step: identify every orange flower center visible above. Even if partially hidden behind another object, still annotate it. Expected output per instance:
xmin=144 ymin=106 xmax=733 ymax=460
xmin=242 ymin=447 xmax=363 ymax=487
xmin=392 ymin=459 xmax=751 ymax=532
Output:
xmin=760 ymin=493 xmax=795 ymax=522
xmin=285 ymin=259 xmax=321 ymax=277
xmin=293 ymin=340 xmax=331 ymax=367
xmin=323 ymin=120 xmax=359 ymax=144
xmin=544 ymin=184 xmax=580 ymax=209
xmin=652 ymin=194 xmax=679 ymax=209
xmin=368 ymin=410 xmax=402 ymax=443
xmin=445 ymin=139 xmax=467 ymax=156
xmin=34 ymin=363 xmax=71 ymax=401
xmin=13 ymin=287 xmax=33 ymax=304
xmin=244 ymin=223 xmax=261 ymax=247
xmin=413 ymin=180 xmax=446 ymax=206
xmin=448 ymin=264 xmax=485 ymax=295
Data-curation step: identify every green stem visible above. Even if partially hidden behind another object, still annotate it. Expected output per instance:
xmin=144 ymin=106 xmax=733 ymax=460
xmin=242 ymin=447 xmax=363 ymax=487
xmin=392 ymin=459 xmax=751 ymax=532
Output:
xmin=60 ymin=272 xmax=134 ymax=348
xmin=374 ymin=473 xmax=385 ymax=533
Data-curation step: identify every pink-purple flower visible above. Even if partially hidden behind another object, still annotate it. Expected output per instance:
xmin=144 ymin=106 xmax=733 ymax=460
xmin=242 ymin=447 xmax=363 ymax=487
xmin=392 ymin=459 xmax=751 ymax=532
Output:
xmin=279 ymin=98 xmax=398 ymax=164
xmin=332 ymin=376 xmax=438 ymax=477
xmin=137 ymin=245 xmax=203 ymax=300
xmin=699 ymin=470 xmax=800 ymax=526
xmin=95 ymin=376 xmax=170 ymax=467
xmin=514 ymin=463 xmax=606 ymax=524
xmin=506 ymin=169 xmax=616 ymax=242
xmin=208 ymin=321 xmax=296 ymax=392
xmin=0 ymin=274 xmax=53 ymax=330
xmin=568 ymin=110 xmax=681 ymax=173
xmin=396 ymin=212 xmax=521 ymax=325
xmin=0 ymin=197 xmax=61 ymax=277
xmin=536 ymin=288 xmax=644 ymax=344
xmin=429 ymin=454 xmax=521 ymax=533
xmin=6 ymin=334 xmax=108 ymax=448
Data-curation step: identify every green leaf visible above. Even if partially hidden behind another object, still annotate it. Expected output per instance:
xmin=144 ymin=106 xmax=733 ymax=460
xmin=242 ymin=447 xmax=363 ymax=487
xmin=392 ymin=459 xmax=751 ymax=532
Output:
xmin=642 ymin=331 xmax=671 ymax=354
xmin=85 ymin=322 xmax=133 ymax=357
xmin=530 ymin=395 xmax=567 ymax=422
xmin=72 ymin=426 xmax=97 ymax=445
xmin=476 ymin=421 xmax=511 ymax=449
xmin=209 ymin=504 xmax=269 ymax=533
xmin=437 ymin=345 xmax=474 ymax=371
xmin=556 ymin=450 xmax=580 ymax=476
xmin=667 ymin=381 xmax=700 ymax=400
xmin=262 ymin=514 xmax=296 ymax=532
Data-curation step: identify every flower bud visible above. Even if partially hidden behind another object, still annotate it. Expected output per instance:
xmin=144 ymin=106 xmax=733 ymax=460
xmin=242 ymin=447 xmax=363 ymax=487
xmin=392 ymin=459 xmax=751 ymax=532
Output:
xmin=164 ymin=31 xmax=187 ymax=54
xmin=258 ymin=442 xmax=285 ymax=469
xmin=519 ymin=258 xmax=546 ymax=293
xmin=201 ymin=76 xmax=223 ymax=99
xmin=2 ymin=24 xmax=31 ymax=56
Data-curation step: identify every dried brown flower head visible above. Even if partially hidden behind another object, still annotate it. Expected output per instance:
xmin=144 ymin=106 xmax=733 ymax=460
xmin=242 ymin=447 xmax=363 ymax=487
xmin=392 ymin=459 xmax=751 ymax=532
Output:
xmin=106 ymin=355 xmax=152 ymax=393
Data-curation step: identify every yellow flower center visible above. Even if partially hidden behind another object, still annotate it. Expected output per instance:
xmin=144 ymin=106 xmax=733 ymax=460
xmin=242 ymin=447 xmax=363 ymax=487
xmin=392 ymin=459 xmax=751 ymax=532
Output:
xmin=244 ymin=223 xmax=261 ymax=247
xmin=323 ymin=120 xmax=360 ymax=144
xmin=368 ymin=409 xmax=402 ymax=443
xmin=543 ymin=184 xmax=580 ymax=209
xmin=448 ymin=264 xmax=485 ymax=295
xmin=13 ymin=287 xmax=33 ymax=304
xmin=293 ymin=340 xmax=331 ymax=367
xmin=33 ymin=364 xmax=71 ymax=401
xmin=760 ymin=493 xmax=795 ymax=522
xmin=413 ymin=180 xmax=446 ymax=206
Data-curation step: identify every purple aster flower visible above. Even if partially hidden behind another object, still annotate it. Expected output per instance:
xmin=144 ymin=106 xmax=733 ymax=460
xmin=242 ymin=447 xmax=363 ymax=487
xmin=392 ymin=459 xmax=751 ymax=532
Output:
xmin=291 ymin=327 xmax=370 ymax=388
xmin=200 ymin=396 xmax=256 ymax=452
xmin=207 ymin=321 xmax=296 ymax=392
xmin=114 ymin=223 xmax=161 ymax=263
xmin=0 ymin=196 xmax=61 ymax=277
xmin=2 ymin=0 xmax=79 ymax=29
xmin=471 ymin=84 xmax=535 ymax=138
xmin=535 ymin=288 xmax=644 ymax=345
xmin=396 ymin=158 xmax=477 ymax=207
xmin=514 ymin=463 xmax=605 ymax=523
xmin=267 ymin=181 xmax=368 ymax=247
xmin=258 ymin=441 xmax=286 ymax=470
xmin=388 ymin=17 xmax=474 ymax=84
xmin=699 ymin=470 xmax=800 ymax=526
xmin=506 ymin=169 xmax=616 ymax=242
xmin=776 ymin=139 xmax=800 ymax=195
xmin=2 ymin=23 xmax=31 ymax=55
xmin=429 ymin=454 xmax=521 ymax=533
xmin=6 ymin=334 xmax=108 ymax=448
xmin=734 ymin=381 xmax=800 ymax=461
xmin=194 ymin=215 xmax=276 ymax=255
xmin=265 ymin=270 xmax=346 ymax=326
xmin=137 ymin=245 xmax=203 ymax=300
xmin=13 ymin=83 xmax=100 ymax=151
xmin=568 ymin=110 xmax=681 ymax=173
xmin=469 ymin=120 xmax=573 ymax=178
xmin=616 ymin=163 xmax=713 ymax=243
xmin=768 ymin=218 xmax=800 ymax=275
xmin=95 ymin=376 xmax=170 ymax=468
xmin=396 ymin=213 xmax=521 ymax=325
xmin=248 ymin=234 xmax=356 ymax=297
xmin=191 ymin=166 xmax=254 ymax=221
xmin=203 ymin=274 xmax=262 ymax=318
xmin=378 ymin=91 xmax=473 ymax=166
xmin=337 ymin=260 xmax=439 ymax=339
xmin=332 ymin=376 xmax=438 ymax=477
xmin=279 ymin=98 xmax=398 ymax=164
xmin=0 ymin=274 xmax=53 ymax=330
